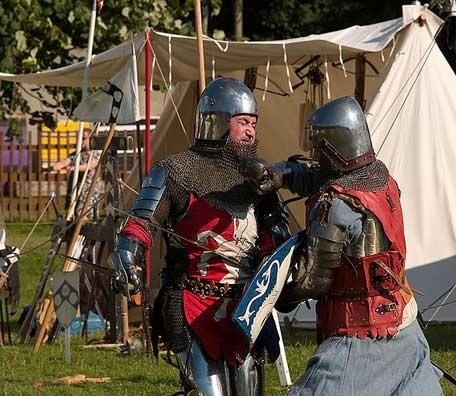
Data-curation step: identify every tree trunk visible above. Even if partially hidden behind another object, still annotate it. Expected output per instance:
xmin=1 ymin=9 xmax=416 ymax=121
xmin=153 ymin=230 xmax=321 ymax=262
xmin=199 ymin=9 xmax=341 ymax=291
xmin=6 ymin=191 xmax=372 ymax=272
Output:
xmin=233 ymin=0 xmax=243 ymax=41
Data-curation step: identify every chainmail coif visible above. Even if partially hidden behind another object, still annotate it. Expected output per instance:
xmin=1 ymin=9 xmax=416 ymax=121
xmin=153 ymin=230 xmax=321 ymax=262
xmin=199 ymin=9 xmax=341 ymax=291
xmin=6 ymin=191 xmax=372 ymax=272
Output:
xmin=158 ymin=137 xmax=260 ymax=214
xmin=323 ymin=159 xmax=389 ymax=192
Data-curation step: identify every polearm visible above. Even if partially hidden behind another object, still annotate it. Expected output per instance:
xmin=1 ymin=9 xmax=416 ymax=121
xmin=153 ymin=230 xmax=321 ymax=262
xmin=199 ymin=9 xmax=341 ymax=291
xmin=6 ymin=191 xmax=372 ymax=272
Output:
xmin=19 ymin=166 xmax=125 ymax=344
xmin=59 ymin=254 xmax=116 ymax=276
xmin=33 ymin=123 xmax=118 ymax=350
xmin=195 ymin=0 xmax=206 ymax=94
xmin=143 ymin=28 xmax=153 ymax=355
xmin=68 ymin=0 xmax=98 ymax=219
xmin=144 ymin=29 xmax=152 ymax=285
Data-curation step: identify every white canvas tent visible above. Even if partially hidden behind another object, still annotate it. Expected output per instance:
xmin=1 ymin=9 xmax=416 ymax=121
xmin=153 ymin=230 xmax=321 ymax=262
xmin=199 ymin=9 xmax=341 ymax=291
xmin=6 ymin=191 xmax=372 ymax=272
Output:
xmin=2 ymin=4 xmax=456 ymax=322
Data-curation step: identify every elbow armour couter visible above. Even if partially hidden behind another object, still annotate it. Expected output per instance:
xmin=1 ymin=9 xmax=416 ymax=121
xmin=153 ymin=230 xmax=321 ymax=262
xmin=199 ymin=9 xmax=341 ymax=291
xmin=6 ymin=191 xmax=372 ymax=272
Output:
xmin=294 ymin=221 xmax=346 ymax=299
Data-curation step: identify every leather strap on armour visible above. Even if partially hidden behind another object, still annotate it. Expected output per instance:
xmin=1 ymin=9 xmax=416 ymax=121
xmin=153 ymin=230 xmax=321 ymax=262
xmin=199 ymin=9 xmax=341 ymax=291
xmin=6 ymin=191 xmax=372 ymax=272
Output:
xmin=373 ymin=259 xmax=412 ymax=295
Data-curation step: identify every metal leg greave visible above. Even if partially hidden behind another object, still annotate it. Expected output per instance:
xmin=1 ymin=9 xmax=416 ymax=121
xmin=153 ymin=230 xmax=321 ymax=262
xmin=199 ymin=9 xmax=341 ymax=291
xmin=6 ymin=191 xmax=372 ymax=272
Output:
xmin=176 ymin=339 xmax=260 ymax=396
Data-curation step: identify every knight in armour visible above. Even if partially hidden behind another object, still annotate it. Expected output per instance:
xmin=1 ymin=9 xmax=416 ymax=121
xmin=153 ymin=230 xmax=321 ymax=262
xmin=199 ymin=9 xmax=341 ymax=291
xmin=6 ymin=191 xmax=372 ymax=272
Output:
xmin=110 ymin=77 xmax=290 ymax=395
xmin=250 ymin=96 xmax=443 ymax=395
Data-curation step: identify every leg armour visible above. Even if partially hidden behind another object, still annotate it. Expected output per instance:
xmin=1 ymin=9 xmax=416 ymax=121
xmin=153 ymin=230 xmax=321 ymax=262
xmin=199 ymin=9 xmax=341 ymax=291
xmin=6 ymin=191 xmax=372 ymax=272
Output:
xmin=177 ymin=339 xmax=230 ymax=396
xmin=230 ymin=354 xmax=260 ymax=396
xmin=176 ymin=339 xmax=260 ymax=396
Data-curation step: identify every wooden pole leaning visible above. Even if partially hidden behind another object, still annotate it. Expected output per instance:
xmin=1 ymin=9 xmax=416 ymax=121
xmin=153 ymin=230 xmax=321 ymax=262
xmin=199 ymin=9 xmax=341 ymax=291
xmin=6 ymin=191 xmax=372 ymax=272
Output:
xmin=64 ymin=123 xmax=117 ymax=272
xmin=32 ymin=291 xmax=54 ymax=352
xmin=194 ymin=0 xmax=206 ymax=94
xmin=120 ymin=297 xmax=129 ymax=344
xmin=33 ymin=123 xmax=118 ymax=351
xmin=18 ymin=199 xmax=67 ymax=344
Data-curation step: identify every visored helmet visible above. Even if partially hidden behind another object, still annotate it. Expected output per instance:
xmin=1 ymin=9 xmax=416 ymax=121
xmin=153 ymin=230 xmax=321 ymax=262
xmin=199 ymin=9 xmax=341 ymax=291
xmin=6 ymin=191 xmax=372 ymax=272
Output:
xmin=194 ymin=77 xmax=258 ymax=151
xmin=307 ymin=96 xmax=375 ymax=172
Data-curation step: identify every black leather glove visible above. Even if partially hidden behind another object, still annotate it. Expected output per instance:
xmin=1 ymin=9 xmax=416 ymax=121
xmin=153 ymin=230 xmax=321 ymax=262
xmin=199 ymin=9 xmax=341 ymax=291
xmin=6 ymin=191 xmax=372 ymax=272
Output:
xmin=239 ymin=157 xmax=283 ymax=194
xmin=241 ymin=156 xmax=321 ymax=197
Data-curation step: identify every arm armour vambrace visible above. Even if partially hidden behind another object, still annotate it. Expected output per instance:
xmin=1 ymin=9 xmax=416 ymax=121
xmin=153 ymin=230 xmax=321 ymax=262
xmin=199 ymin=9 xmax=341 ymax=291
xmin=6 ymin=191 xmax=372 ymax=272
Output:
xmin=111 ymin=165 xmax=169 ymax=292
xmin=114 ymin=235 xmax=146 ymax=270
xmin=131 ymin=164 xmax=168 ymax=221
xmin=294 ymin=221 xmax=347 ymax=299
xmin=122 ymin=164 xmax=169 ymax=264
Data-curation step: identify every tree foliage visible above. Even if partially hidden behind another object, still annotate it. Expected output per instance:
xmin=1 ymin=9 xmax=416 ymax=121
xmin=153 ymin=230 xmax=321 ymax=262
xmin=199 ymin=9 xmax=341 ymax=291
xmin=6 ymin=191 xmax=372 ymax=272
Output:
xmin=215 ymin=0 xmax=416 ymax=41
xmin=0 ymin=0 xmax=221 ymax=138
xmin=0 ymin=0 xmax=448 ymax=139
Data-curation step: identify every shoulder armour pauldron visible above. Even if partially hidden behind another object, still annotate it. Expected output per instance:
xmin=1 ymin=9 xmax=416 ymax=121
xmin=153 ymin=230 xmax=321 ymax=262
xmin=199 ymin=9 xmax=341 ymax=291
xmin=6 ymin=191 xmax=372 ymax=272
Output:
xmin=131 ymin=165 xmax=168 ymax=220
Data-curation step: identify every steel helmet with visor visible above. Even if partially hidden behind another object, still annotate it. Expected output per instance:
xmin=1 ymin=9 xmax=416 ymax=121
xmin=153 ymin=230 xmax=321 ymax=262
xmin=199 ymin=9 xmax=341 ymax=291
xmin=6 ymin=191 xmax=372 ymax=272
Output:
xmin=194 ymin=77 xmax=258 ymax=151
xmin=306 ymin=96 xmax=375 ymax=173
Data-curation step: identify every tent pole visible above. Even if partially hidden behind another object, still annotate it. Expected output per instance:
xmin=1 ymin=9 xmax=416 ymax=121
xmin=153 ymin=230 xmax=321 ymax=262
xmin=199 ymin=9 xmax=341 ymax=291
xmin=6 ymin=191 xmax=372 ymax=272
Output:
xmin=143 ymin=31 xmax=153 ymax=356
xmin=244 ymin=68 xmax=257 ymax=90
xmin=69 ymin=0 xmax=98 ymax=219
xmin=145 ymin=29 xmax=152 ymax=175
xmin=194 ymin=0 xmax=206 ymax=95
xmin=355 ymin=53 xmax=366 ymax=108
xmin=144 ymin=29 xmax=152 ymax=289
xmin=135 ymin=123 xmax=143 ymax=186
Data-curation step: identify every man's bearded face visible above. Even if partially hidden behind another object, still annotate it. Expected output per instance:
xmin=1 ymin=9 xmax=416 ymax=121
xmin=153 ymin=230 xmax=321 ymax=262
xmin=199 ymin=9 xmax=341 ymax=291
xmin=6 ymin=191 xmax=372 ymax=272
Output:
xmin=229 ymin=114 xmax=257 ymax=145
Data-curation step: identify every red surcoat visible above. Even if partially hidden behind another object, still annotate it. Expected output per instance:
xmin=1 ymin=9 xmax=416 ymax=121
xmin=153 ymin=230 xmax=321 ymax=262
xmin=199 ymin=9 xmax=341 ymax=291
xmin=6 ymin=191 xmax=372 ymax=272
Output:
xmin=175 ymin=194 xmax=259 ymax=365
xmin=310 ymin=177 xmax=413 ymax=342
xmin=124 ymin=193 xmax=271 ymax=366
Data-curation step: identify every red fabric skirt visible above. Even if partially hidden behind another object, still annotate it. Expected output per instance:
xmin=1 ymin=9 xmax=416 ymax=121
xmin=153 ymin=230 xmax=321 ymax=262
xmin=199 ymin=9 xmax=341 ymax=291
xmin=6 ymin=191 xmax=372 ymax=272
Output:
xmin=182 ymin=290 xmax=249 ymax=367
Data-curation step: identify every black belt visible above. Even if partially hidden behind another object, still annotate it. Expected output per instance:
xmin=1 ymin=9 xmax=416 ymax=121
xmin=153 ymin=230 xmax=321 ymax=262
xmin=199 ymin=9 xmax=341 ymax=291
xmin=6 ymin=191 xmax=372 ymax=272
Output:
xmin=182 ymin=276 xmax=244 ymax=298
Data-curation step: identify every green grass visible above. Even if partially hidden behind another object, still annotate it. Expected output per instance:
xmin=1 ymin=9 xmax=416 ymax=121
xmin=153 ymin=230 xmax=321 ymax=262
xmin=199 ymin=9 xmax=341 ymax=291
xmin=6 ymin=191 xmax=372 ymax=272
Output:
xmin=1 ymin=224 xmax=455 ymax=395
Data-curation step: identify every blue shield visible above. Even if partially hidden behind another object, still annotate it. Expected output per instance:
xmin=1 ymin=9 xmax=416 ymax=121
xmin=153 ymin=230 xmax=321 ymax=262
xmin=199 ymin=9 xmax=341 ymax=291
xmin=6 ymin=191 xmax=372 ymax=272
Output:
xmin=233 ymin=231 xmax=306 ymax=346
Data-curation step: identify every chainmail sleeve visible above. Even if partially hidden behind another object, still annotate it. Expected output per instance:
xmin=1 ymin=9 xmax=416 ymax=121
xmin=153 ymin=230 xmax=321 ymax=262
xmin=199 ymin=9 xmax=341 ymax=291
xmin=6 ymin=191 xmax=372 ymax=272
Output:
xmin=161 ymin=174 xmax=189 ymax=226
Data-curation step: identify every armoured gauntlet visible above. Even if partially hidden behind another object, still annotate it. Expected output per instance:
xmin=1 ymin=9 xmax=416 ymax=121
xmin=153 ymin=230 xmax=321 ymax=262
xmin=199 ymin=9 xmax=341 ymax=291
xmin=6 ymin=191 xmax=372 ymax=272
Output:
xmin=240 ymin=156 xmax=321 ymax=196
xmin=110 ymin=235 xmax=145 ymax=297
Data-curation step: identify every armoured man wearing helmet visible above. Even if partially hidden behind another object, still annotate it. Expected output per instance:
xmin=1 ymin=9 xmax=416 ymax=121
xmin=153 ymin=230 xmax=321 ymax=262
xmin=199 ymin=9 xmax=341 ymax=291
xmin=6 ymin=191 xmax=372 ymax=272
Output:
xmin=110 ymin=77 xmax=290 ymax=395
xmin=250 ymin=96 xmax=442 ymax=395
